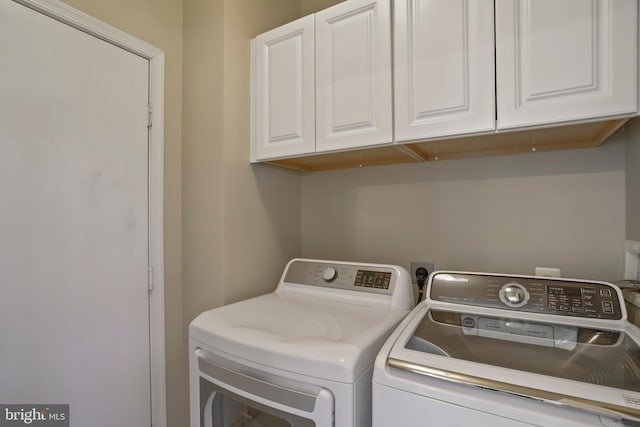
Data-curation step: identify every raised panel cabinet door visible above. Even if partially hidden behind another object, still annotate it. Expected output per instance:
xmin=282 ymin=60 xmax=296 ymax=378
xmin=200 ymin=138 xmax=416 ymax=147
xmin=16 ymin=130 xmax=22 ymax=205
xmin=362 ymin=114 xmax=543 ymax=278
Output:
xmin=496 ymin=0 xmax=637 ymax=129
xmin=394 ymin=0 xmax=495 ymax=143
xmin=315 ymin=0 xmax=393 ymax=152
xmin=254 ymin=15 xmax=315 ymax=161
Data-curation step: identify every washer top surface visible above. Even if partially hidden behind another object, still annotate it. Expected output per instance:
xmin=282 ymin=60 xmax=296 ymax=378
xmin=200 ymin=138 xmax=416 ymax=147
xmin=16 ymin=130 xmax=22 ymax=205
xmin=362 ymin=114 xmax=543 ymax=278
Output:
xmin=190 ymin=258 xmax=413 ymax=383
xmin=376 ymin=271 xmax=640 ymax=423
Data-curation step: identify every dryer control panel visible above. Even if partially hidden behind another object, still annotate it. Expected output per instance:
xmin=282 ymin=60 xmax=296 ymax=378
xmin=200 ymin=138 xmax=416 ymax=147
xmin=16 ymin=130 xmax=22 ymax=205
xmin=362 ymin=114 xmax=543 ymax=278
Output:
xmin=429 ymin=272 xmax=624 ymax=320
xmin=282 ymin=259 xmax=399 ymax=295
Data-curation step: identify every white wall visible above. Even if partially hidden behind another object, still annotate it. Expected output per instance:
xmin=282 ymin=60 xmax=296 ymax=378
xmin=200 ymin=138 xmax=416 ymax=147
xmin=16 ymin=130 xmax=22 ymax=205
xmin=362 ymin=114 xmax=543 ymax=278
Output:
xmin=301 ymin=133 xmax=626 ymax=282
xmin=625 ymin=118 xmax=640 ymax=242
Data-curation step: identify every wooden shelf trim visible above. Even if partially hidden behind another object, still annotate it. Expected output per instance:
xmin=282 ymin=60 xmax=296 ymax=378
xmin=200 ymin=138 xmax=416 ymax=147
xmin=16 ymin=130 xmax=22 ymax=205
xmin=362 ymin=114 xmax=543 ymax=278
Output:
xmin=263 ymin=118 xmax=630 ymax=172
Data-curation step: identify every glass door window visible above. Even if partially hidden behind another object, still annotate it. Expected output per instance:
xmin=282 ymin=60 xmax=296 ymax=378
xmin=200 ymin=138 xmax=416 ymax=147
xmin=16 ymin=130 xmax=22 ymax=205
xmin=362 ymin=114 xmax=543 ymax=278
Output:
xmin=195 ymin=349 xmax=334 ymax=427
xmin=200 ymin=378 xmax=315 ymax=427
xmin=408 ymin=309 xmax=640 ymax=391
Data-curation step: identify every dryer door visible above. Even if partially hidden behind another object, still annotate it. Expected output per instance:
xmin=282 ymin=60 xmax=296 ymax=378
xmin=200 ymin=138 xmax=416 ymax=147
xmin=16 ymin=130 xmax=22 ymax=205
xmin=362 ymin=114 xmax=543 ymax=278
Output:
xmin=195 ymin=349 xmax=334 ymax=427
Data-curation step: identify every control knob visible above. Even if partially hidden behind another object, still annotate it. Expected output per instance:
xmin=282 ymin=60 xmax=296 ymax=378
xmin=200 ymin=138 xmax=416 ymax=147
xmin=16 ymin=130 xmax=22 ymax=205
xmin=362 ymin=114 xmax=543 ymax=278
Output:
xmin=499 ymin=282 xmax=529 ymax=308
xmin=322 ymin=267 xmax=338 ymax=282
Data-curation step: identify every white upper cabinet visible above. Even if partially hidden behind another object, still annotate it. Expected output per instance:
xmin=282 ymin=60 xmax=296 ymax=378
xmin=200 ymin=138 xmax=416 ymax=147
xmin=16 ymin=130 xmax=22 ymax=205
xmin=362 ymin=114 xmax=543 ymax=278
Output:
xmin=253 ymin=16 xmax=315 ymax=161
xmin=394 ymin=0 xmax=495 ymax=142
xmin=251 ymin=0 xmax=638 ymax=170
xmin=315 ymin=0 xmax=393 ymax=152
xmin=496 ymin=0 xmax=637 ymax=129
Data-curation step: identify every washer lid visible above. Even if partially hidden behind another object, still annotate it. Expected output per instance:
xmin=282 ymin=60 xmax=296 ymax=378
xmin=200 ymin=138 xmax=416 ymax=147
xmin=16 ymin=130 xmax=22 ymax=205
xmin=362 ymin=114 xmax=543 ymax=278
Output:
xmin=386 ymin=304 xmax=640 ymax=422
xmin=408 ymin=308 xmax=640 ymax=389
xmin=190 ymin=290 xmax=408 ymax=383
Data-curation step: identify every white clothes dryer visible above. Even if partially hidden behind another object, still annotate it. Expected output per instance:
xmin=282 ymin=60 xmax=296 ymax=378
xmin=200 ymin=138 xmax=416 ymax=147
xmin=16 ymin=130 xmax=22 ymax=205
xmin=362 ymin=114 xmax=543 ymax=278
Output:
xmin=190 ymin=258 xmax=413 ymax=427
xmin=373 ymin=271 xmax=640 ymax=427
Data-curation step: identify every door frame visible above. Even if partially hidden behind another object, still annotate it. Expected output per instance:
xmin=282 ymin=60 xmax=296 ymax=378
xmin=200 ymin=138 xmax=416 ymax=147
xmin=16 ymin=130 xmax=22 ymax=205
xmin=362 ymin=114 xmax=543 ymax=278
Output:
xmin=11 ymin=1 xmax=167 ymax=426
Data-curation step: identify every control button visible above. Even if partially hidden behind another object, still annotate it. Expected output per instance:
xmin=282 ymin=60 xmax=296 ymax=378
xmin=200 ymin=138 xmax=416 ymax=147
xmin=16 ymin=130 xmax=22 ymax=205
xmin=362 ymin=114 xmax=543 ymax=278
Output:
xmin=462 ymin=317 xmax=476 ymax=328
xmin=322 ymin=267 xmax=338 ymax=282
xmin=602 ymin=300 xmax=614 ymax=314
xmin=600 ymin=289 xmax=612 ymax=297
xmin=503 ymin=320 xmax=524 ymax=329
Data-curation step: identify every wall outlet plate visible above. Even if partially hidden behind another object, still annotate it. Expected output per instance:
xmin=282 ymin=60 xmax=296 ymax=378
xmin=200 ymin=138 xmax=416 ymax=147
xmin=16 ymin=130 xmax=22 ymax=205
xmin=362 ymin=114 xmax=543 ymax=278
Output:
xmin=410 ymin=261 xmax=435 ymax=283
xmin=624 ymin=240 xmax=640 ymax=281
xmin=535 ymin=267 xmax=562 ymax=278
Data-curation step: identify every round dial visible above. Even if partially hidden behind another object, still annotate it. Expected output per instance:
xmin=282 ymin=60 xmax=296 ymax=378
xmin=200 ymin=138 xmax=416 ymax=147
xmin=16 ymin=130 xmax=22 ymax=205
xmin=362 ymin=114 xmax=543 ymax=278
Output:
xmin=322 ymin=267 xmax=338 ymax=282
xmin=499 ymin=282 xmax=529 ymax=308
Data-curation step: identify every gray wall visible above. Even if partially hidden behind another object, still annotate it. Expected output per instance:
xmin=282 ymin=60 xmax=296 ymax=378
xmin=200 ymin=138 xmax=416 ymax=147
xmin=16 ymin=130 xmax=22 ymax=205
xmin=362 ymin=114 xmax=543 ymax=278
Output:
xmin=301 ymin=133 xmax=627 ymax=282
xmin=300 ymin=0 xmax=343 ymax=14
xmin=182 ymin=0 xmax=302 ymax=321
xmin=626 ymin=118 xmax=640 ymax=242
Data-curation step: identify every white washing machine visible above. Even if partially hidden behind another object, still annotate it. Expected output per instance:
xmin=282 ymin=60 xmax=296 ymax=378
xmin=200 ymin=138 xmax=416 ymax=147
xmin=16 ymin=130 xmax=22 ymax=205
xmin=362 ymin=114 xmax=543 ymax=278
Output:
xmin=190 ymin=258 xmax=413 ymax=427
xmin=373 ymin=271 xmax=640 ymax=427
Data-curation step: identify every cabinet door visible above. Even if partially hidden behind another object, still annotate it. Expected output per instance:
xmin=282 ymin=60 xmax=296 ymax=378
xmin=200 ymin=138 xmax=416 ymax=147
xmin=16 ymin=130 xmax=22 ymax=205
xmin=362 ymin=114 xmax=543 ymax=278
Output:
xmin=315 ymin=0 xmax=392 ymax=152
xmin=394 ymin=0 xmax=495 ymax=143
xmin=253 ymin=16 xmax=315 ymax=161
xmin=496 ymin=0 xmax=637 ymax=129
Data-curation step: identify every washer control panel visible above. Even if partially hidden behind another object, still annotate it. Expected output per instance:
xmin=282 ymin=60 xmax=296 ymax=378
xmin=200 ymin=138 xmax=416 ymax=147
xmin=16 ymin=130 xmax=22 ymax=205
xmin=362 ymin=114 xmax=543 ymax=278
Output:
xmin=430 ymin=272 xmax=623 ymax=320
xmin=283 ymin=260 xmax=396 ymax=295
xmin=458 ymin=313 xmax=578 ymax=350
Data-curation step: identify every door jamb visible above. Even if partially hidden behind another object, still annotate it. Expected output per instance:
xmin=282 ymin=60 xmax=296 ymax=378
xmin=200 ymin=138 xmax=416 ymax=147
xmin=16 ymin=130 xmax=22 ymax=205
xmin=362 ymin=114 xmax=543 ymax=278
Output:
xmin=11 ymin=1 xmax=167 ymax=426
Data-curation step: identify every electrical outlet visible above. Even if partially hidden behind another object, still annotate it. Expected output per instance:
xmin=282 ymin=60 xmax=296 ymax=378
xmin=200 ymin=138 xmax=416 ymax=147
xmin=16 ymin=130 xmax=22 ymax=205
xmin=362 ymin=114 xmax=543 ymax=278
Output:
xmin=534 ymin=267 xmax=562 ymax=278
xmin=410 ymin=261 xmax=435 ymax=283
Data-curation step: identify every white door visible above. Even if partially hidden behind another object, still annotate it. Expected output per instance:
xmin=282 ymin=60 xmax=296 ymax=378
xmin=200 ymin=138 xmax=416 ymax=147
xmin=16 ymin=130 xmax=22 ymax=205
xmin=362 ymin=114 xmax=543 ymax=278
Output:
xmin=496 ymin=0 xmax=637 ymax=129
xmin=394 ymin=0 xmax=495 ymax=142
xmin=0 ymin=1 xmax=151 ymax=426
xmin=253 ymin=15 xmax=315 ymax=161
xmin=315 ymin=0 xmax=393 ymax=152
